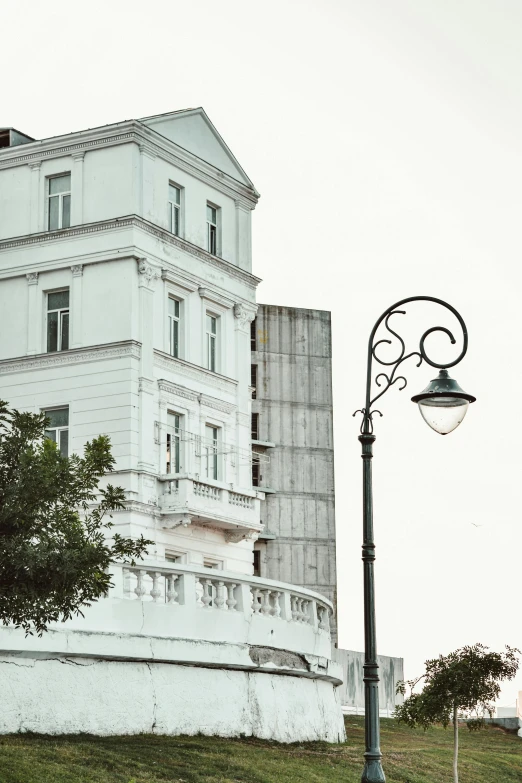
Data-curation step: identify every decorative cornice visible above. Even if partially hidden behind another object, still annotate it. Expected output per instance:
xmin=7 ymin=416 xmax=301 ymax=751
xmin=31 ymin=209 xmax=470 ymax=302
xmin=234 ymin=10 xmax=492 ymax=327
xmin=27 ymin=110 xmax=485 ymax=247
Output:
xmin=0 ymin=121 xmax=258 ymax=206
xmin=71 ymin=264 xmax=83 ymax=277
xmin=154 ymin=350 xmax=238 ymax=394
xmin=0 ymin=340 xmax=141 ymax=376
xmin=198 ymin=393 xmax=236 ymax=415
xmin=26 ymin=272 xmax=38 ymax=285
xmin=158 ymin=380 xmax=199 ymax=402
xmin=161 ymin=268 xmax=199 ymax=293
xmin=198 ymin=286 xmax=235 ymax=310
xmin=0 ymin=216 xmax=262 ymax=291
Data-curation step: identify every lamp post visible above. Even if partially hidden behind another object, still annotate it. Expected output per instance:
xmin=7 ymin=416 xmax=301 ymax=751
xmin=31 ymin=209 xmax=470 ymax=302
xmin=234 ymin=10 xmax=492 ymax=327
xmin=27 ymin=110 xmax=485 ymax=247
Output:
xmin=353 ymin=296 xmax=476 ymax=783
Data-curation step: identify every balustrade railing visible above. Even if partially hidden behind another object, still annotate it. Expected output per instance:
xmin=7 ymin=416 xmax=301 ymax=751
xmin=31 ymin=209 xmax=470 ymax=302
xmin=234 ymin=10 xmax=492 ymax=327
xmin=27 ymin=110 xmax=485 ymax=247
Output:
xmin=193 ymin=482 xmax=221 ymax=501
xmin=120 ymin=564 xmax=332 ymax=636
xmin=228 ymin=492 xmax=254 ymax=509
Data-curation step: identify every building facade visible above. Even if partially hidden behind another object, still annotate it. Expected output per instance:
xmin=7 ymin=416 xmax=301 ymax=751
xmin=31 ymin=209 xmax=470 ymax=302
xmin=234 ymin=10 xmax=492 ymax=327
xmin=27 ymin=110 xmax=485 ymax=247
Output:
xmin=251 ymin=305 xmax=337 ymax=637
xmin=0 ymin=110 xmax=345 ymax=741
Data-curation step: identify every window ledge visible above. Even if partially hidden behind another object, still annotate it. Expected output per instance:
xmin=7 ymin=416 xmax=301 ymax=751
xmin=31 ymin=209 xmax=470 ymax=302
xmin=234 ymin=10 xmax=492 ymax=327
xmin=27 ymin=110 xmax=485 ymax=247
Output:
xmin=252 ymin=439 xmax=276 ymax=449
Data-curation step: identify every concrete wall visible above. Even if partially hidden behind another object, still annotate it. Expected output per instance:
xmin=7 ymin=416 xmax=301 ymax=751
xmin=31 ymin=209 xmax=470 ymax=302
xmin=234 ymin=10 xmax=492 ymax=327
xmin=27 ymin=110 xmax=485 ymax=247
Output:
xmin=333 ymin=648 xmax=405 ymax=715
xmin=0 ymin=655 xmax=344 ymax=742
xmin=252 ymin=305 xmax=337 ymax=635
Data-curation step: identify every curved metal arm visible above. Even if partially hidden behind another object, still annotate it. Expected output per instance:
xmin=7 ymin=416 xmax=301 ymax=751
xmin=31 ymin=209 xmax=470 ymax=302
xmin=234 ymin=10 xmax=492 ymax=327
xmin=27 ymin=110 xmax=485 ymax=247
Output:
xmin=353 ymin=296 xmax=469 ymax=434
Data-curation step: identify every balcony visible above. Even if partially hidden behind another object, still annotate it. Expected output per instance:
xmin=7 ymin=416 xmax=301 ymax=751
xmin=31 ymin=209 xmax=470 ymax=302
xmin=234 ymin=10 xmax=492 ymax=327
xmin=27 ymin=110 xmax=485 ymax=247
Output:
xmin=158 ymin=476 xmax=264 ymax=538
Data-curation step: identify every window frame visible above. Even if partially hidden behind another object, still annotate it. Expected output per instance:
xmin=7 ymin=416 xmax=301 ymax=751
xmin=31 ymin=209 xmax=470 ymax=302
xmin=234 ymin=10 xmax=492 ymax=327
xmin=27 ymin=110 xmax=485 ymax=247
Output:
xmin=166 ymin=412 xmax=183 ymax=475
xmin=47 ymin=173 xmax=71 ymax=231
xmin=46 ymin=288 xmax=70 ymax=353
xmin=206 ymin=312 xmax=218 ymax=373
xmin=42 ymin=406 xmax=70 ymax=458
xmin=251 ymin=364 xmax=257 ymax=399
xmin=203 ymin=424 xmax=220 ymax=481
xmin=167 ymin=296 xmax=181 ymax=359
xmin=251 ymin=413 xmax=259 ymax=441
xmin=206 ymin=202 xmax=220 ymax=256
xmin=168 ymin=182 xmax=183 ymax=236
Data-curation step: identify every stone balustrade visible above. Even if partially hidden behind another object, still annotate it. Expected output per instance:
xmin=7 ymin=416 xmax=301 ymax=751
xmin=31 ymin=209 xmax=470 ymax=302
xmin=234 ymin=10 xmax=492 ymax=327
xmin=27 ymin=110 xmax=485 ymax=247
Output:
xmin=157 ymin=476 xmax=263 ymax=530
xmin=120 ymin=563 xmax=332 ymax=638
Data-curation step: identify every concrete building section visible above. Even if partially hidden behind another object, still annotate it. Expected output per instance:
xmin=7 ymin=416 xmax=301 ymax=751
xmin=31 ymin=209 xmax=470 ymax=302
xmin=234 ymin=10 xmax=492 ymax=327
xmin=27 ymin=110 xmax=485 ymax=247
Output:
xmin=251 ymin=305 xmax=337 ymax=635
xmin=332 ymin=648 xmax=404 ymax=716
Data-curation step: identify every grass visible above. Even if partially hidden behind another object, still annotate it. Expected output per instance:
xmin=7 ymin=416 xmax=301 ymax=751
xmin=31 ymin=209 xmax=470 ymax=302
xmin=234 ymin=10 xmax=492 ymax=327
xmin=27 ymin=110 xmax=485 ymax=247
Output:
xmin=0 ymin=716 xmax=520 ymax=783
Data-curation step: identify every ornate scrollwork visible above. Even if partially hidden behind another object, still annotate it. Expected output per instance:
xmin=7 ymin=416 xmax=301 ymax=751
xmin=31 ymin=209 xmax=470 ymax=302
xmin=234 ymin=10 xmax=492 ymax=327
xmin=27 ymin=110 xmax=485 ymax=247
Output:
xmin=353 ymin=297 xmax=469 ymax=434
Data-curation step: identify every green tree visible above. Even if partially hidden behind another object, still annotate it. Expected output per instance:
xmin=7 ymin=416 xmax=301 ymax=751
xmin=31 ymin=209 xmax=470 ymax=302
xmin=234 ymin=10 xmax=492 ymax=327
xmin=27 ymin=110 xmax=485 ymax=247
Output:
xmin=394 ymin=643 xmax=520 ymax=783
xmin=0 ymin=401 xmax=152 ymax=635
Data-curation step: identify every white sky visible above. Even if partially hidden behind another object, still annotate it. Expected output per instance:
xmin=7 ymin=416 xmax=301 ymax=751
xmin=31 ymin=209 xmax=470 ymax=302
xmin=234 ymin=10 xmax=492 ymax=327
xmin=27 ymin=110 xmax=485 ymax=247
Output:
xmin=3 ymin=0 xmax=522 ymax=707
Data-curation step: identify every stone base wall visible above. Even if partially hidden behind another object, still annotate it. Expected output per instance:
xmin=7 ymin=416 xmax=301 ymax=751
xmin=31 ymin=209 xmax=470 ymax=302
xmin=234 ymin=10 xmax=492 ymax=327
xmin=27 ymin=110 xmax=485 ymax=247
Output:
xmin=0 ymin=654 xmax=345 ymax=743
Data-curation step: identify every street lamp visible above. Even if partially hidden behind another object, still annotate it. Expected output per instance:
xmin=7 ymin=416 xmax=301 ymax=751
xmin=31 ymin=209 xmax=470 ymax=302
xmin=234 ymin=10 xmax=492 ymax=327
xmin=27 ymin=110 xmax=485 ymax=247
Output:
xmin=353 ymin=296 xmax=475 ymax=783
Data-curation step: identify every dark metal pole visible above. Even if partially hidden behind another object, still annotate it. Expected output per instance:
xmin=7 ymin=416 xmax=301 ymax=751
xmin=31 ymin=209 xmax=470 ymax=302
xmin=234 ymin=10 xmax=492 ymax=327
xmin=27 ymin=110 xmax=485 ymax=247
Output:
xmin=354 ymin=296 xmax=471 ymax=783
xmin=359 ymin=429 xmax=385 ymax=783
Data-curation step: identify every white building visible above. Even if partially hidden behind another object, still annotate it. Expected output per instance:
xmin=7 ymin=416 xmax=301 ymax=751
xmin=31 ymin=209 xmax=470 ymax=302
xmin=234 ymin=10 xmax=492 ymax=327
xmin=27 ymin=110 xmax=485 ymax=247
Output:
xmin=0 ymin=111 xmax=345 ymax=741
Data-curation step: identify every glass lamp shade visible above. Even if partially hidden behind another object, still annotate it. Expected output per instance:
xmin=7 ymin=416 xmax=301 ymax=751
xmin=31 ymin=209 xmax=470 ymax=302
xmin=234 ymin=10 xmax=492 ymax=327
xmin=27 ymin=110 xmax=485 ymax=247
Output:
xmin=411 ymin=369 xmax=476 ymax=435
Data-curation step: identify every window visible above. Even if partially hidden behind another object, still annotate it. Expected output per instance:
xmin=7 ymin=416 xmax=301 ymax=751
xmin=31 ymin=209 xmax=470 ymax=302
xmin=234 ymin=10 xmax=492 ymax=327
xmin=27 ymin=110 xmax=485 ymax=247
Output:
xmin=47 ymin=290 xmax=70 ymax=352
xmin=250 ymin=318 xmax=257 ymax=351
xmin=253 ymin=550 xmax=261 ymax=577
xmin=165 ymin=551 xmax=185 ymax=564
xmin=251 ymin=413 xmax=259 ymax=441
xmin=48 ymin=174 xmax=71 ymax=230
xmin=166 ymin=413 xmax=182 ymax=474
xmin=252 ymin=461 xmax=260 ymax=487
xmin=206 ymin=204 xmax=218 ymax=255
xmin=204 ymin=425 xmax=219 ymax=480
xmin=203 ymin=558 xmax=223 ymax=570
xmin=251 ymin=365 xmax=257 ymax=399
xmin=168 ymin=297 xmax=181 ymax=358
xmin=168 ymin=184 xmax=181 ymax=235
xmin=43 ymin=407 xmax=69 ymax=458
xmin=206 ymin=313 xmax=217 ymax=372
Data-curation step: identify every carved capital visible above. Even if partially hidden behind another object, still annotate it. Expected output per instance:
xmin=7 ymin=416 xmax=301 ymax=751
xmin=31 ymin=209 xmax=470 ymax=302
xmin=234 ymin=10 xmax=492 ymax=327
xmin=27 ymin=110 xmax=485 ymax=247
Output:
xmin=71 ymin=264 xmax=83 ymax=277
xmin=26 ymin=272 xmax=39 ymax=285
xmin=162 ymin=512 xmax=192 ymax=530
xmin=234 ymin=303 xmax=256 ymax=330
xmin=224 ymin=529 xmax=258 ymax=544
xmin=71 ymin=150 xmax=85 ymax=162
xmin=138 ymin=258 xmax=161 ymax=288
xmin=28 ymin=161 xmax=41 ymax=172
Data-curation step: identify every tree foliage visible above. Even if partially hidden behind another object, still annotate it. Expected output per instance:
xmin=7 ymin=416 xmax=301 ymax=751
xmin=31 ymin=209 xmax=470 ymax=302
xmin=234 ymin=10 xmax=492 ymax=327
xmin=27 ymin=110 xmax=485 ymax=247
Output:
xmin=395 ymin=643 xmax=520 ymax=729
xmin=395 ymin=643 xmax=520 ymax=783
xmin=0 ymin=401 xmax=152 ymax=635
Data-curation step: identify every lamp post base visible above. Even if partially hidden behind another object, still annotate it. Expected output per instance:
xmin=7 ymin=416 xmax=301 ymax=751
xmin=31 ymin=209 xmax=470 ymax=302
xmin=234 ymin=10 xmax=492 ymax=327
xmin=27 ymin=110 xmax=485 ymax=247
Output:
xmin=362 ymin=757 xmax=386 ymax=783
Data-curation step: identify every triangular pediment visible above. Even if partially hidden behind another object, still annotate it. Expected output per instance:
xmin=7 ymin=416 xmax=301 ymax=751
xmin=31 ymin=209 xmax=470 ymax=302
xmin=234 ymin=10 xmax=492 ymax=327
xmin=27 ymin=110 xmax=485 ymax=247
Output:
xmin=139 ymin=108 xmax=255 ymax=189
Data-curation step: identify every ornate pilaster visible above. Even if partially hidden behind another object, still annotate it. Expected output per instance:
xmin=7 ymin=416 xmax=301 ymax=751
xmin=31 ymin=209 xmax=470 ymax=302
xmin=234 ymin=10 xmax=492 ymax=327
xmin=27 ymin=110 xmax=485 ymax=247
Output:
xmin=70 ymin=264 xmax=84 ymax=348
xmin=137 ymin=259 xmax=159 ymax=472
xmin=28 ymin=162 xmax=41 ymax=233
xmin=71 ymin=151 xmax=85 ymax=226
xmin=26 ymin=272 xmax=39 ymax=355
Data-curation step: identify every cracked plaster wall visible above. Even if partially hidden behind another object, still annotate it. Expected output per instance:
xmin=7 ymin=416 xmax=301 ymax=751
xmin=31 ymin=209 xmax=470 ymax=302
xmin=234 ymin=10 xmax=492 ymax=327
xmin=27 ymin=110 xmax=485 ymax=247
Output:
xmin=0 ymin=655 xmax=345 ymax=743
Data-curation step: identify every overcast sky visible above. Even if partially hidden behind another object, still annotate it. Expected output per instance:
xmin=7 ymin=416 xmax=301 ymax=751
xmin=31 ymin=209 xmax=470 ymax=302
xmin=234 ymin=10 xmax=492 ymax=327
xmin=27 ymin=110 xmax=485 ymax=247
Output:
xmin=3 ymin=0 xmax=522 ymax=707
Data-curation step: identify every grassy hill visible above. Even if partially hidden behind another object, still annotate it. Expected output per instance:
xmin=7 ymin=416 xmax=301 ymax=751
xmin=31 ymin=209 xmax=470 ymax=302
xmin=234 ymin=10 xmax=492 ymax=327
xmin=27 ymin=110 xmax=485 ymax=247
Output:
xmin=0 ymin=716 xmax=520 ymax=783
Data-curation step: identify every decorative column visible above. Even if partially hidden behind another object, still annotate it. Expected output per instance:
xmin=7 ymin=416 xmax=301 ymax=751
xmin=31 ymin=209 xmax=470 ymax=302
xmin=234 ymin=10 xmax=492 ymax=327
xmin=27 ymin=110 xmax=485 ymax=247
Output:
xmin=71 ymin=151 xmax=85 ymax=226
xmin=234 ymin=302 xmax=257 ymax=488
xmin=139 ymin=145 xmax=156 ymax=222
xmin=28 ymin=162 xmax=41 ymax=234
xmin=70 ymin=265 xmax=83 ymax=348
xmin=137 ymin=258 xmax=160 ymax=472
xmin=234 ymin=200 xmax=252 ymax=271
xmin=26 ymin=272 xmax=39 ymax=355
